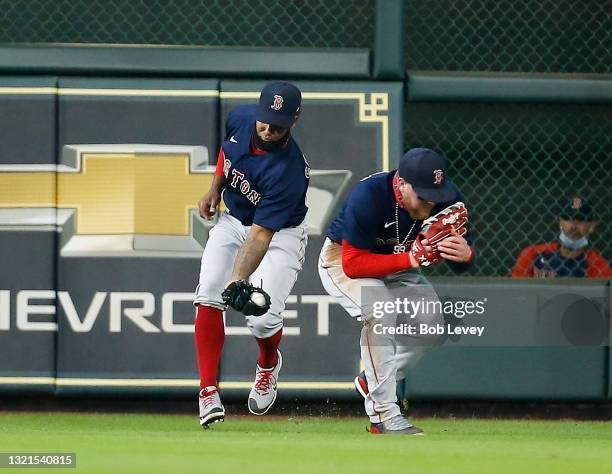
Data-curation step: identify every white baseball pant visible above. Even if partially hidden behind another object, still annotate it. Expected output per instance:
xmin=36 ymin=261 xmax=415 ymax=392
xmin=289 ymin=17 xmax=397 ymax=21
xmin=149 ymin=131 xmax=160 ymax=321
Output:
xmin=318 ymin=237 xmax=442 ymax=423
xmin=195 ymin=211 xmax=307 ymax=338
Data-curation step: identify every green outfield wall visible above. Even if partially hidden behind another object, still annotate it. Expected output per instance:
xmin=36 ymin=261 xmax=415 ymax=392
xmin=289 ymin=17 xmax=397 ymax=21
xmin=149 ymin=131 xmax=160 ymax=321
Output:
xmin=0 ymin=0 xmax=610 ymax=401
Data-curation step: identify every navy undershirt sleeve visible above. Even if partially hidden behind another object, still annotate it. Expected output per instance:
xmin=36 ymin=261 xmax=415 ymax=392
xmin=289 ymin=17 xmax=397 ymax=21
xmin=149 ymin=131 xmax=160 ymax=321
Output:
xmin=341 ymin=184 xmax=382 ymax=249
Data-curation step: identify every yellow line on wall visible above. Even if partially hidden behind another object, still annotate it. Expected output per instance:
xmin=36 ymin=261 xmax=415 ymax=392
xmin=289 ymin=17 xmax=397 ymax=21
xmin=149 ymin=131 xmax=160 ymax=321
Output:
xmin=0 ymin=87 xmax=58 ymax=95
xmin=58 ymin=89 xmax=220 ymax=97
xmin=0 ymin=377 xmax=56 ymax=385
xmin=0 ymin=88 xmax=219 ymax=97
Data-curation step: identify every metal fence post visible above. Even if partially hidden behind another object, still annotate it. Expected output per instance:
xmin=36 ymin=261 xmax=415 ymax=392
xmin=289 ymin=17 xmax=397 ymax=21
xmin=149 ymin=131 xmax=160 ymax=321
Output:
xmin=373 ymin=0 xmax=405 ymax=80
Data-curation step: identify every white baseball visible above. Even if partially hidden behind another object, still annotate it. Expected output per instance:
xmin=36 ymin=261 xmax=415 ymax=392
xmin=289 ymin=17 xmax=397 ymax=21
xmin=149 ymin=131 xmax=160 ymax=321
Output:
xmin=250 ymin=292 xmax=267 ymax=307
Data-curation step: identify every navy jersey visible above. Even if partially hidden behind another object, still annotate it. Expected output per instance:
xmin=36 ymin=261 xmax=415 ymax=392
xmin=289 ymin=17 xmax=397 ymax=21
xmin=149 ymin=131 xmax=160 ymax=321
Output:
xmin=221 ymin=105 xmax=309 ymax=231
xmin=327 ymin=171 xmax=473 ymax=272
xmin=533 ymin=250 xmax=587 ymax=277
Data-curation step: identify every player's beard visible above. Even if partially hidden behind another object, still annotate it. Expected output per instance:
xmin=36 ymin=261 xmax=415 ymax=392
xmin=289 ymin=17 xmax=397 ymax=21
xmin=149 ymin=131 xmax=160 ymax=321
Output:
xmin=405 ymin=202 xmax=434 ymax=220
xmin=253 ymin=125 xmax=291 ymax=152
xmin=408 ymin=208 xmax=430 ymax=220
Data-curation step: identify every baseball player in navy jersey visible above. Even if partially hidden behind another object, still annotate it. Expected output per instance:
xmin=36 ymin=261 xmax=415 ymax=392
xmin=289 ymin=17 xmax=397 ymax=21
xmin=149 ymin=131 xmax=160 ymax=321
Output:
xmin=194 ymin=82 xmax=309 ymax=427
xmin=319 ymin=148 xmax=475 ymax=435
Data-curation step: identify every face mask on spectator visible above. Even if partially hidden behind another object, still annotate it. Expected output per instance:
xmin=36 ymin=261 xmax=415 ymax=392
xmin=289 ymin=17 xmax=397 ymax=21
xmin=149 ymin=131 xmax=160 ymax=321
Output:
xmin=558 ymin=231 xmax=589 ymax=251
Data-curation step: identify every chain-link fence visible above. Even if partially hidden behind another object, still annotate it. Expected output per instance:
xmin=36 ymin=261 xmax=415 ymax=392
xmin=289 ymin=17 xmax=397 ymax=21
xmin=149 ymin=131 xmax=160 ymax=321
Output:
xmin=404 ymin=102 xmax=612 ymax=277
xmin=4 ymin=0 xmax=611 ymax=73
xmin=405 ymin=0 xmax=612 ymax=73
xmin=2 ymin=0 xmax=610 ymax=278
xmin=0 ymin=0 xmax=374 ymax=48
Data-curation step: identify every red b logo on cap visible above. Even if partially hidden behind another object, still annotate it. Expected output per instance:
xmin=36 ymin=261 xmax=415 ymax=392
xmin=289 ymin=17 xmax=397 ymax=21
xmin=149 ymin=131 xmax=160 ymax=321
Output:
xmin=271 ymin=95 xmax=284 ymax=111
xmin=571 ymin=197 xmax=582 ymax=209
xmin=433 ymin=169 xmax=444 ymax=185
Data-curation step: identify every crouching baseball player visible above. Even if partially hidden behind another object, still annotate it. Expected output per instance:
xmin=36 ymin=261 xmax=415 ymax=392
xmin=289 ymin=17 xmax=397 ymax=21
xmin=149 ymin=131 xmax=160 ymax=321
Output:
xmin=194 ymin=82 xmax=310 ymax=428
xmin=318 ymin=148 xmax=475 ymax=435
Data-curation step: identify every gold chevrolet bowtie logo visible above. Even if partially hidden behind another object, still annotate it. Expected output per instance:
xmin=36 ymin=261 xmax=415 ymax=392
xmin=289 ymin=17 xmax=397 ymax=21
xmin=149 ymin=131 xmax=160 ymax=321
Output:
xmin=0 ymin=145 xmax=218 ymax=256
xmin=0 ymin=151 xmax=214 ymax=236
xmin=0 ymin=144 xmax=353 ymax=257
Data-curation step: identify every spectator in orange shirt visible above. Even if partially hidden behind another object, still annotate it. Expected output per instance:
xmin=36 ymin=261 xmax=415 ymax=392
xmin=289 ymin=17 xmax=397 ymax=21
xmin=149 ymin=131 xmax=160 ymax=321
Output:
xmin=512 ymin=197 xmax=611 ymax=279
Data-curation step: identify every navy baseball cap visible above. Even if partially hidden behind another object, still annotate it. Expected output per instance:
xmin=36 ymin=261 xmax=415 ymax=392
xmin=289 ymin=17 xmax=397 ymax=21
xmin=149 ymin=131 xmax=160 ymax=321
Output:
xmin=398 ymin=148 xmax=455 ymax=203
xmin=559 ymin=197 xmax=595 ymax=221
xmin=256 ymin=82 xmax=302 ymax=128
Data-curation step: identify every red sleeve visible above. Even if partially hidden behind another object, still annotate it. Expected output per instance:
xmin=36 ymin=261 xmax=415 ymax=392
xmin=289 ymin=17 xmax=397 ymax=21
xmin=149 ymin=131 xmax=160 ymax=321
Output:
xmin=587 ymin=251 xmax=612 ymax=278
xmin=341 ymin=240 xmax=411 ymax=279
xmin=215 ymin=148 xmax=225 ymax=177
xmin=512 ymin=246 xmax=538 ymax=278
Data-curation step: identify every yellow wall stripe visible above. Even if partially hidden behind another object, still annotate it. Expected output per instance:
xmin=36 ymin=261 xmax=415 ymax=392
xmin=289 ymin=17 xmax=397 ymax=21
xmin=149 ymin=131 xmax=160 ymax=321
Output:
xmin=58 ymin=89 xmax=219 ymax=97
xmin=0 ymin=87 xmax=58 ymax=95
xmin=0 ymin=88 xmax=218 ymax=97
xmin=0 ymin=377 xmax=56 ymax=385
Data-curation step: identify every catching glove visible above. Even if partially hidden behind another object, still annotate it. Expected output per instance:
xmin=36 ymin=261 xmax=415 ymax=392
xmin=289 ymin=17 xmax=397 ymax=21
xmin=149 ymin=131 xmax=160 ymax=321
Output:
xmin=222 ymin=280 xmax=271 ymax=316
xmin=410 ymin=202 xmax=468 ymax=267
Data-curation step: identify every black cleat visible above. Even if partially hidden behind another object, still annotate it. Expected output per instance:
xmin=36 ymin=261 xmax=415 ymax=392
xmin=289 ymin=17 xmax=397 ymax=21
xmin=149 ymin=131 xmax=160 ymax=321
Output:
xmin=368 ymin=415 xmax=424 ymax=435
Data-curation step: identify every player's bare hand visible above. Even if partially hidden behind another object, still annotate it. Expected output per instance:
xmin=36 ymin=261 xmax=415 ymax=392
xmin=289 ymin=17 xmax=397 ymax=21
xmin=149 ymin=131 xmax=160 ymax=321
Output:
xmin=199 ymin=190 xmax=221 ymax=220
xmin=437 ymin=228 xmax=472 ymax=262
xmin=408 ymin=251 xmax=418 ymax=268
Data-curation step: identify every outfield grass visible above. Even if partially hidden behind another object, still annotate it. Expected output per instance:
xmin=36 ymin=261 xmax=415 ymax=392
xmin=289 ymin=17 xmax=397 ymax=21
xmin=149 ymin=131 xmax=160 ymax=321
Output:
xmin=1 ymin=413 xmax=611 ymax=473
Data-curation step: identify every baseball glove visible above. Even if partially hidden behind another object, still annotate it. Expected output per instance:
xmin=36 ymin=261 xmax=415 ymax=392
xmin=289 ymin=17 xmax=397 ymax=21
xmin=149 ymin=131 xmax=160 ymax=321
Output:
xmin=410 ymin=202 xmax=468 ymax=267
xmin=222 ymin=280 xmax=271 ymax=316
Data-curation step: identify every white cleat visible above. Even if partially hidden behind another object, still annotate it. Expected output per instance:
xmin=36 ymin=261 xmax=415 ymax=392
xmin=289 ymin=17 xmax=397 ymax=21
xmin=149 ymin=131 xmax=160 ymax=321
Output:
xmin=248 ymin=350 xmax=282 ymax=415
xmin=199 ymin=386 xmax=225 ymax=428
